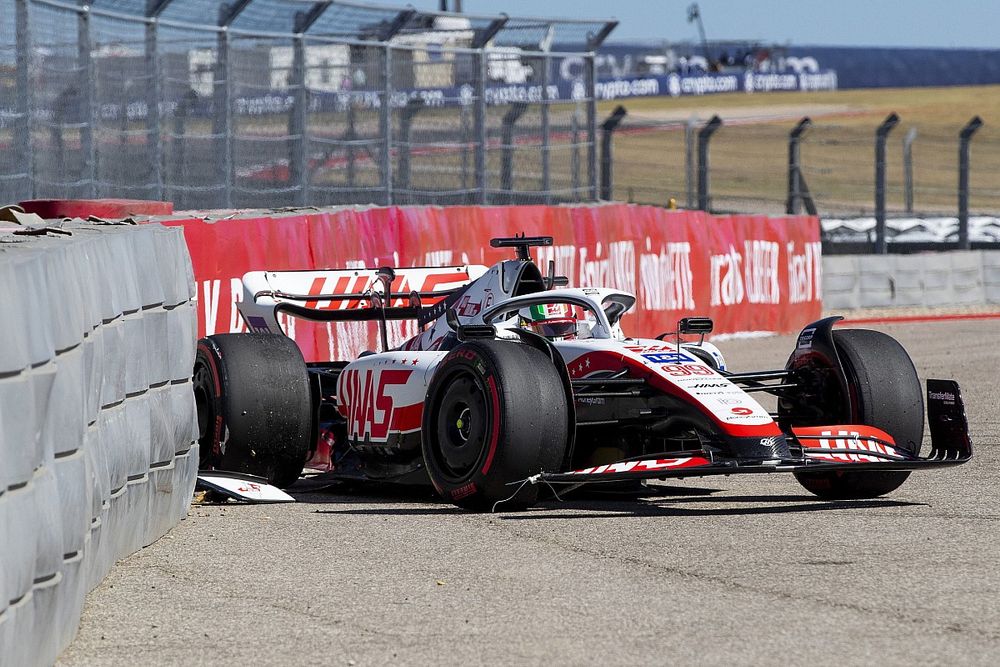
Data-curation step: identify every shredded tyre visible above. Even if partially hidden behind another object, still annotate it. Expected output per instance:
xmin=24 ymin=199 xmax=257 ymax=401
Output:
xmin=194 ymin=333 xmax=312 ymax=488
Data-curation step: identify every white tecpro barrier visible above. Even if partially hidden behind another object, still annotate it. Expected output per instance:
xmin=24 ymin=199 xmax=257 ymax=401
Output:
xmin=0 ymin=220 xmax=199 ymax=666
xmin=823 ymin=250 xmax=1000 ymax=310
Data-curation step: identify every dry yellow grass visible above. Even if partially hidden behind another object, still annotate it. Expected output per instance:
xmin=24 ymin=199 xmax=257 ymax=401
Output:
xmin=599 ymin=85 xmax=1000 ymax=215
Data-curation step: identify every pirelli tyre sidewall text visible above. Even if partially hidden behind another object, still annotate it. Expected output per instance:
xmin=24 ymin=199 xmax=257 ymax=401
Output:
xmin=421 ymin=339 xmax=569 ymax=511
xmin=194 ymin=333 xmax=313 ymax=488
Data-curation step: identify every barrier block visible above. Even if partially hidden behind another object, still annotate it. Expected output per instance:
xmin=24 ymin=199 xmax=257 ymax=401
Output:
xmin=142 ymin=309 xmax=171 ymax=383
xmin=0 ymin=374 xmax=38 ymax=487
xmin=76 ymin=236 xmax=106 ymax=334
xmin=2 ymin=593 xmax=33 ymax=667
xmin=949 ymin=252 xmax=984 ymax=304
xmin=889 ymin=256 xmax=924 ymax=307
xmin=0 ymin=259 xmax=30 ymax=375
xmin=33 ymin=466 xmax=64 ymax=581
xmin=83 ymin=422 xmax=109 ymax=527
xmin=170 ymin=446 xmax=199 ymax=527
xmin=154 ymin=226 xmax=196 ymax=308
xmin=166 ymin=302 xmax=197 ymax=382
xmin=54 ymin=451 xmax=90 ymax=558
xmin=30 ymin=238 xmax=87 ymax=354
xmin=983 ymin=251 xmax=1000 ymax=304
xmin=28 ymin=568 xmax=61 ymax=667
xmin=99 ymin=403 xmax=130 ymax=494
xmin=3 ymin=483 xmax=37 ymax=603
xmin=148 ymin=384 xmax=175 ymax=466
xmin=30 ymin=361 xmax=58 ymax=463
xmin=0 ymin=608 xmax=9 ymax=667
xmin=16 ymin=252 xmax=56 ymax=368
xmin=55 ymin=553 xmax=86 ymax=658
xmin=0 ymin=492 xmax=7 ymax=614
xmin=170 ymin=380 xmax=198 ymax=455
xmin=123 ymin=312 xmax=150 ymax=396
xmin=98 ymin=321 xmax=127 ymax=409
xmin=857 ymin=255 xmax=894 ymax=308
xmin=821 ymin=256 xmax=859 ymax=310
xmin=129 ymin=226 xmax=168 ymax=310
xmin=82 ymin=332 xmax=103 ymax=427
xmin=920 ymin=252 xmax=953 ymax=307
xmin=48 ymin=346 xmax=88 ymax=457
xmin=123 ymin=396 xmax=152 ymax=480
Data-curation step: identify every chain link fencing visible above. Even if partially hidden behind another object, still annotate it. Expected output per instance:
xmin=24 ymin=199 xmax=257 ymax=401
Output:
xmin=1 ymin=0 xmax=614 ymax=210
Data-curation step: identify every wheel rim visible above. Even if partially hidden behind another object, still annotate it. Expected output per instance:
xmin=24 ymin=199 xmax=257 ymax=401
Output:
xmin=432 ymin=372 xmax=491 ymax=480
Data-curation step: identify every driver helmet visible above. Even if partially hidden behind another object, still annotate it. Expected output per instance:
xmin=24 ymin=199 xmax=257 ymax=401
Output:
xmin=518 ymin=303 xmax=578 ymax=340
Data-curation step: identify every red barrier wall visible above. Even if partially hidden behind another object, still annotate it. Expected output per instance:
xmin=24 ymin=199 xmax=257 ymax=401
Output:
xmin=159 ymin=204 xmax=822 ymax=361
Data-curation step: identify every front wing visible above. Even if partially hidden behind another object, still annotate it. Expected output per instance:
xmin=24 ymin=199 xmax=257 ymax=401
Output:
xmin=538 ymin=379 xmax=973 ymax=485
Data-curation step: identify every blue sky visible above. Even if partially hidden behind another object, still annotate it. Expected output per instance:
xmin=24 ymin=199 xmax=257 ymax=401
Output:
xmin=410 ymin=0 xmax=1000 ymax=48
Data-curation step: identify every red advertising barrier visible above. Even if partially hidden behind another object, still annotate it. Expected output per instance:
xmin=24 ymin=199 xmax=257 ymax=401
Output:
xmin=159 ymin=204 xmax=821 ymax=361
xmin=20 ymin=198 xmax=174 ymax=219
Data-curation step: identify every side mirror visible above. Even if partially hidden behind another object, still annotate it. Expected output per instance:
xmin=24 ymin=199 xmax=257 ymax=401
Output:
xmin=678 ymin=317 xmax=713 ymax=335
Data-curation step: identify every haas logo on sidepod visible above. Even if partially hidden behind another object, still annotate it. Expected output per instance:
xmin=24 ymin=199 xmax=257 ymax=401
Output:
xmin=339 ymin=368 xmax=414 ymax=441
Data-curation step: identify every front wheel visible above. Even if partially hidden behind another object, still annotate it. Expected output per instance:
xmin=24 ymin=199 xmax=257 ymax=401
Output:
xmin=421 ymin=340 xmax=569 ymax=511
xmin=792 ymin=329 xmax=924 ymax=499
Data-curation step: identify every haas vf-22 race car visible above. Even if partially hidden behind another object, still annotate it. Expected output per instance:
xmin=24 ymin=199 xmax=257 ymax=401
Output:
xmin=193 ymin=236 xmax=972 ymax=510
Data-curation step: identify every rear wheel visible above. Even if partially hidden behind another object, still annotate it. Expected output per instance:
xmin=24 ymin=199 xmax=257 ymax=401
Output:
xmin=793 ymin=329 xmax=924 ymax=499
xmin=194 ymin=333 xmax=313 ymax=488
xmin=421 ymin=340 xmax=569 ymax=511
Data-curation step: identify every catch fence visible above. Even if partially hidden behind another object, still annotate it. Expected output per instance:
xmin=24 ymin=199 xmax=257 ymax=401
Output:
xmin=0 ymin=0 xmax=616 ymax=209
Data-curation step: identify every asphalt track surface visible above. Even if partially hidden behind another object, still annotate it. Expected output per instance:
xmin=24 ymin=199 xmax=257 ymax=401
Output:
xmin=59 ymin=318 xmax=1000 ymax=666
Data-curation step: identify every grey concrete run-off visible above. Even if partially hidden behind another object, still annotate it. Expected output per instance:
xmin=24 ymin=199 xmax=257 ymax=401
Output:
xmin=824 ymin=250 xmax=1000 ymax=310
xmin=0 ymin=221 xmax=200 ymax=666
xmin=58 ymin=319 xmax=1000 ymax=666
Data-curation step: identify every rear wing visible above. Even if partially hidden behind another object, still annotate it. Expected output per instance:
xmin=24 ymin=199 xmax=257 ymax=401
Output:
xmin=236 ymin=265 xmax=489 ymax=337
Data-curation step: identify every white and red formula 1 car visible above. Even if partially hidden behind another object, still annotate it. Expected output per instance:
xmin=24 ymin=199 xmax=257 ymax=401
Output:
xmin=193 ymin=236 xmax=972 ymax=510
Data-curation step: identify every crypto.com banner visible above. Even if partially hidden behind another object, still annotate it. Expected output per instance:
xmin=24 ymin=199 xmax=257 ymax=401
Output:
xmin=160 ymin=204 xmax=821 ymax=361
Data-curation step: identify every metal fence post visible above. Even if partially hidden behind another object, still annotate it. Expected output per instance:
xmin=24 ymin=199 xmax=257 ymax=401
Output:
xmin=599 ymin=105 xmax=626 ymax=201
xmin=697 ymin=115 xmax=722 ymax=211
xmin=78 ymin=2 xmax=96 ymax=197
xmin=685 ymin=115 xmax=697 ymax=209
xmin=460 ymin=104 xmax=470 ymax=195
xmin=380 ymin=44 xmax=393 ymax=206
xmin=584 ymin=53 xmax=597 ymax=200
xmin=570 ymin=107 xmax=580 ymax=201
xmin=540 ymin=52 xmax=551 ymax=204
xmin=214 ymin=17 xmax=232 ymax=208
xmin=786 ymin=116 xmax=811 ymax=214
xmin=346 ymin=102 xmax=357 ymax=190
xmin=500 ymin=102 xmax=528 ymax=201
xmin=874 ymin=112 xmax=900 ymax=254
xmin=397 ymin=98 xmax=424 ymax=202
xmin=958 ymin=115 xmax=984 ymax=251
xmin=474 ymin=49 xmax=487 ymax=204
xmin=15 ymin=0 xmax=33 ymax=199
xmin=903 ymin=127 xmax=917 ymax=214
xmin=144 ymin=16 xmax=163 ymax=200
xmin=290 ymin=23 xmax=307 ymax=206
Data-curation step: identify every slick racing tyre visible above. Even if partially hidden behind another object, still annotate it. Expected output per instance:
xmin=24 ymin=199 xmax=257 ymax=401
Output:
xmin=793 ymin=329 xmax=924 ymax=500
xmin=194 ymin=333 xmax=313 ymax=488
xmin=421 ymin=339 xmax=569 ymax=511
